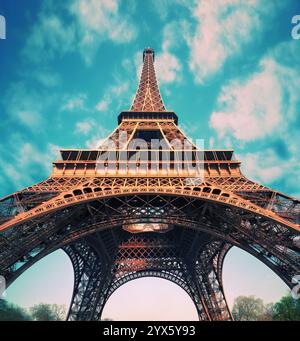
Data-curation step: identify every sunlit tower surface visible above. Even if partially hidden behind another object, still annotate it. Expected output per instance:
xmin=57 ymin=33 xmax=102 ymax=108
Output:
xmin=0 ymin=48 xmax=299 ymax=320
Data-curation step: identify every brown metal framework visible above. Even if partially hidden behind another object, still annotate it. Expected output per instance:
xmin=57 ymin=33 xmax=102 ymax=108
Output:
xmin=0 ymin=48 xmax=299 ymax=321
xmin=131 ymin=48 xmax=165 ymax=112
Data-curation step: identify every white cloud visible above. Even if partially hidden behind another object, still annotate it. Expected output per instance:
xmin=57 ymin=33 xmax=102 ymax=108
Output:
xmin=23 ymin=0 xmax=137 ymax=65
xmin=0 ymin=139 xmax=60 ymax=192
xmin=33 ymin=70 xmax=61 ymax=88
xmin=23 ymin=13 xmax=76 ymax=63
xmin=3 ymin=82 xmax=45 ymax=129
xmin=156 ymin=51 xmax=181 ymax=84
xmin=161 ymin=21 xmax=182 ymax=51
xmin=209 ymin=137 xmax=215 ymax=148
xmin=0 ymin=163 xmax=23 ymax=185
xmin=130 ymin=23 xmax=182 ymax=86
xmin=126 ymin=22 xmax=183 ymax=88
xmin=133 ymin=51 xmax=143 ymax=82
xmin=156 ymin=22 xmax=182 ymax=84
xmin=239 ymin=143 xmax=300 ymax=198
xmin=240 ymin=149 xmax=284 ymax=184
xmin=85 ymin=126 xmax=110 ymax=148
xmin=17 ymin=142 xmax=61 ymax=176
xmin=210 ymin=60 xmax=282 ymax=141
xmin=61 ymin=93 xmax=87 ymax=112
xmin=17 ymin=111 xmax=42 ymax=128
xmin=95 ymin=82 xmax=129 ymax=112
xmin=75 ymin=120 xmax=95 ymax=134
xmin=210 ymin=44 xmax=300 ymax=142
xmin=96 ymin=99 xmax=110 ymax=112
xmin=210 ymin=40 xmax=300 ymax=193
xmin=113 ymin=83 xmax=129 ymax=96
xmin=86 ymin=136 xmax=107 ymax=149
xmin=152 ymin=0 xmax=194 ymax=20
xmin=185 ymin=0 xmax=279 ymax=83
xmin=71 ymin=0 xmax=137 ymax=64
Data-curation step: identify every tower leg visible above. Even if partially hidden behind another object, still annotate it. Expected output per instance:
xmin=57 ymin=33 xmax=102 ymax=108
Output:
xmin=193 ymin=241 xmax=232 ymax=321
xmin=65 ymin=241 xmax=111 ymax=321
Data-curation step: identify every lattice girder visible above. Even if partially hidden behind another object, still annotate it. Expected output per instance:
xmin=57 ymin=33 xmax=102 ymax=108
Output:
xmin=1 ymin=175 xmax=298 ymax=229
xmin=1 ymin=178 xmax=298 ymax=233
xmin=1 ymin=193 xmax=299 ymax=294
xmin=131 ymin=48 xmax=165 ymax=112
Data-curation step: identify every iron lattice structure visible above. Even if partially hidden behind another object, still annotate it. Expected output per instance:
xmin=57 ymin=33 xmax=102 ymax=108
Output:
xmin=0 ymin=48 xmax=299 ymax=321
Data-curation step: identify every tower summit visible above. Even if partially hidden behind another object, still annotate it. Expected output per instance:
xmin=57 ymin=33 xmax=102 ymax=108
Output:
xmin=118 ymin=47 xmax=177 ymax=123
xmin=131 ymin=47 xmax=165 ymax=112
xmin=0 ymin=48 xmax=299 ymax=321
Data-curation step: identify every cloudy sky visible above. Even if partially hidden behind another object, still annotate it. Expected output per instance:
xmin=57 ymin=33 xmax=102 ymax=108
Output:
xmin=1 ymin=0 xmax=300 ymax=320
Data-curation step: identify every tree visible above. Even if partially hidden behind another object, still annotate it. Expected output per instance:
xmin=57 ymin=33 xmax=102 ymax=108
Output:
xmin=232 ymin=296 xmax=265 ymax=321
xmin=0 ymin=299 xmax=31 ymax=321
xmin=273 ymin=293 xmax=300 ymax=321
xmin=30 ymin=303 xmax=66 ymax=321
xmin=260 ymin=303 xmax=274 ymax=321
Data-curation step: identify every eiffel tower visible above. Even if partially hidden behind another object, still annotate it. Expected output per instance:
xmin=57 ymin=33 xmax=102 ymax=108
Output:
xmin=0 ymin=48 xmax=299 ymax=321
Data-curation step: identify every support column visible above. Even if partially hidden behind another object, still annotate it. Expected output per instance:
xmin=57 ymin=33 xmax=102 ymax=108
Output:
xmin=193 ymin=241 xmax=232 ymax=321
xmin=65 ymin=241 xmax=112 ymax=321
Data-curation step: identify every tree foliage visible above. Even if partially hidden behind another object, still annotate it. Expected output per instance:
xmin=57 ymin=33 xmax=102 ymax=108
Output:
xmin=273 ymin=293 xmax=300 ymax=321
xmin=0 ymin=300 xmax=66 ymax=321
xmin=232 ymin=295 xmax=265 ymax=321
xmin=232 ymin=293 xmax=300 ymax=321
xmin=30 ymin=303 xmax=66 ymax=321
xmin=1 ymin=293 xmax=300 ymax=321
xmin=0 ymin=299 xmax=31 ymax=321
xmin=260 ymin=302 xmax=274 ymax=321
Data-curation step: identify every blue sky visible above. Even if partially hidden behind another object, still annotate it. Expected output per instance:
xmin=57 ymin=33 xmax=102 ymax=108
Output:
xmin=0 ymin=0 xmax=300 ymax=319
